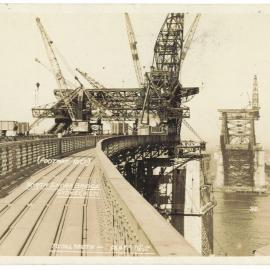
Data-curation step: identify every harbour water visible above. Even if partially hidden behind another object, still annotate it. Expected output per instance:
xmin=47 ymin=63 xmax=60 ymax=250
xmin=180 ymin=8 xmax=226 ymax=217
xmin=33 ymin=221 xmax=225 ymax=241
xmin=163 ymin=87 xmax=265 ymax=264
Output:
xmin=213 ymin=191 xmax=270 ymax=256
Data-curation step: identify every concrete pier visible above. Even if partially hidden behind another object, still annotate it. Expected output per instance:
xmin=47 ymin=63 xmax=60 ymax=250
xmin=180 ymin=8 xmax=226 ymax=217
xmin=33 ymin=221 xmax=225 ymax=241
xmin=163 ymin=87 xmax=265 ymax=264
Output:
xmin=215 ymin=150 xmax=224 ymax=188
xmin=171 ymin=158 xmax=215 ymax=255
xmin=254 ymin=147 xmax=266 ymax=189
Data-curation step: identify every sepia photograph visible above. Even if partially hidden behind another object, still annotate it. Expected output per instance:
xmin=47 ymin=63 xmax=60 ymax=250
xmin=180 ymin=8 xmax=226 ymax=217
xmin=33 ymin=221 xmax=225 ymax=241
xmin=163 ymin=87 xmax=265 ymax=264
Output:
xmin=0 ymin=2 xmax=270 ymax=265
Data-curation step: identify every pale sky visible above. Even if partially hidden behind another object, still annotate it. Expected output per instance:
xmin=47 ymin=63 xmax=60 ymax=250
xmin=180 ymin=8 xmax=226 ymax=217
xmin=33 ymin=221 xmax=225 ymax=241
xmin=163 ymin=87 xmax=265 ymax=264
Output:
xmin=0 ymin=4 xmax=270 ymax=149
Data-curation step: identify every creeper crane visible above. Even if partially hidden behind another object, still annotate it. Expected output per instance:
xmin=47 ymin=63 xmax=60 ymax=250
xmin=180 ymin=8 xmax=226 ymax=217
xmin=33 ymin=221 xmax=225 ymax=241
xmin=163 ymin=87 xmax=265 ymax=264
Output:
xmin=125 ymin=13 xmax=201 ymax=137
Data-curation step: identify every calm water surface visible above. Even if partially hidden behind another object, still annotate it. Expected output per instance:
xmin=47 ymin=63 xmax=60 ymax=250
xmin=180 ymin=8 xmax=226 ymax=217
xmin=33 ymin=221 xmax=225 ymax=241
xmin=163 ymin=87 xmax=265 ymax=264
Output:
xmin=213 ymin=192 xmax=270 ymax=256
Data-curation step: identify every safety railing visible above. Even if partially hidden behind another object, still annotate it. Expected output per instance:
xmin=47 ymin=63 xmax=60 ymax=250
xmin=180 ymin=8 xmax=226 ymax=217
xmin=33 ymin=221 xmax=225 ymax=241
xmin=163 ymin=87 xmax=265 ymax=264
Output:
xmin=96 ymin=135 xmax=199 ymax=256
xmin=0 ymin=135 xmax=108 ymax=186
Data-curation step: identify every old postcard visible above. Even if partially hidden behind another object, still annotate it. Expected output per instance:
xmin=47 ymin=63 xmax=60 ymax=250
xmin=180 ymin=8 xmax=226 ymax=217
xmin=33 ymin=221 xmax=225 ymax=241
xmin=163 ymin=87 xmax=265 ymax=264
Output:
xmin=0 ymin=2 xmax=269 ymax=265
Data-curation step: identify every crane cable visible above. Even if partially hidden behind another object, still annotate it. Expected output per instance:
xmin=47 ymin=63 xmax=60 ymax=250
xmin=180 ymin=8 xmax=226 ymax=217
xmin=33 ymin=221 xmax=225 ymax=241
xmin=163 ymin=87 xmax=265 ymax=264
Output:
xmin=34 ymin=58 xmax=77 ymax=88
xmin=182 ymin=119 xmax=204 ymax=142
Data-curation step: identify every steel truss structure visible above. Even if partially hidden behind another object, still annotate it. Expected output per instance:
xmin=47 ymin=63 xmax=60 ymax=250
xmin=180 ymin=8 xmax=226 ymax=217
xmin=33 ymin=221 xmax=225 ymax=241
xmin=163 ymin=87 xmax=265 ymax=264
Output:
xmin=106 ymin=138 xmax=207 ymax=206
xmin=141 ymin=13 xmax=199 ymax=133
xmin=219 ymin=108 xmax=260 ymax=186
xmin=32 ymin=13 xmax=199 ymax=135
xmin=106 ymin=138 xmax=214 ymax=255
xmin=218 ymin=76 xmax=262 ymax=187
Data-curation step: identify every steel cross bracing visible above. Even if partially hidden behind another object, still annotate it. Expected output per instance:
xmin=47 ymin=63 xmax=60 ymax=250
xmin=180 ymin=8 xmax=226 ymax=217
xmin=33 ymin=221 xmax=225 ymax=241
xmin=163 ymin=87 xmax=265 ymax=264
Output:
xmin=141 ymin=13 xmax=199 ymax=132
xmin=107 ymin=138 xmax=206 ymax=189
xmin=153 ymin=14 xmax=184 ymax=79
xmin=32 ymin=87 xmax=83 ymax=118
xmin=219 ymin=109 xmax=259 ymax=186
xmin=252 ymin=75 xmax=259 ymax=109
xmin=219 ymin=109 xmax=258 ymax=148
xmin=218 ymin=76 xmax=261 ymax=187
xmin=82 ymin=88 xmax=143 ymax=120
xmin=103 ymin=136 xmax=214 ymax=256
xmin=30 ymin=87 xmax=85 ymax=132
xmin=64 ymin=87 xmax=143 ymax=121
xmin=32 ymin=13 xmax=201 ymax=134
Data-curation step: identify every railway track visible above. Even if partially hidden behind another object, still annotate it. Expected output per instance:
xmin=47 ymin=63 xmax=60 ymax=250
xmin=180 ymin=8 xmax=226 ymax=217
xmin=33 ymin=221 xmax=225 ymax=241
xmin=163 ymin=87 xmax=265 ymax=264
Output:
xmin=0 ymin=161 xmax=69 ymax=215
xmin=48 ymin=165 xmax=90 ymax=256
xmin=18 ymin=161 xmax=89 ymax=256
xmin=0 ymin=149 xmax=102 ymax=256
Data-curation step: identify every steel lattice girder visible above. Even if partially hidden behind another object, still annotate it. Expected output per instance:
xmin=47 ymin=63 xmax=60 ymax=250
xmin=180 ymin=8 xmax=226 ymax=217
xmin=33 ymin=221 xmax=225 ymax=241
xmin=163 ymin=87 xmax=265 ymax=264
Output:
xmin=61 ymin=87 xmax=195 ymax=119
xmin=143 ymin=13 xmax=199 ymax=126
xmin=222 ymin=149 xmax=254 ymax=186
xmin=109 ymin=140 xmax=205 ymax=166
xmin=32 ymin=103 xmax=70 ymax=119
xmin=109 ymin=142 xmax=176 ymax=165
xmin=153 ymin=13 xmax=184 ymax=77
xmin=219 ymin=109 xmax=259 ymax=145
xmin=150 ymin=13 xmax=184 ymax=100
xmin=32 ymin=88 xmax=143 ymax=121
xmin=219 ymin=109 xmax=259 ymax=186
xmin=32 ymin=86 xmax=196 ymax=121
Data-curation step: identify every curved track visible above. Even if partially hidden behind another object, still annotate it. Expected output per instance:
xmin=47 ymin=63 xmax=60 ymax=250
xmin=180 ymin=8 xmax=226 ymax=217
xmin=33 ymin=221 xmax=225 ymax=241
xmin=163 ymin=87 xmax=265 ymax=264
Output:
xmin=0 ymin=149 xmax=108 ymax=256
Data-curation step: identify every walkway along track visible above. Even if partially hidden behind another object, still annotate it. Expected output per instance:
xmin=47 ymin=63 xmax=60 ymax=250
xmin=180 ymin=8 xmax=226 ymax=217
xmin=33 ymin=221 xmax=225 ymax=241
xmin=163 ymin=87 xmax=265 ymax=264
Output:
xmin=0 ymin=150 xmax=99 ymax=255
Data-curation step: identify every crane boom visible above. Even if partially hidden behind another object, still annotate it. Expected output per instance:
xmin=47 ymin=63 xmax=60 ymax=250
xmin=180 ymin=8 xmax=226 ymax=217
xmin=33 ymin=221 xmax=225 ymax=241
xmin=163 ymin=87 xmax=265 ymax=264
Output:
xmin=75 ymin=68 xmax=106 ymax=89
xmin=252 ymin=75 xmax=259 ymax=109
xmin=30 ymin=86 xmax=84 ymax=131
xmin=124 ymin=13 xmax=144 ymax=87
xmin=75 ymin=68 xmax=113 ymax=117
xmin=29 ymin=117 xmax=43 ymax=131
xmin=180 ymin=14 xmax=201 ymax=65
xmin=36 ymin=17 xmax=76 ymax=120
xmin=36 ymin=18 xmax=67 ymax=90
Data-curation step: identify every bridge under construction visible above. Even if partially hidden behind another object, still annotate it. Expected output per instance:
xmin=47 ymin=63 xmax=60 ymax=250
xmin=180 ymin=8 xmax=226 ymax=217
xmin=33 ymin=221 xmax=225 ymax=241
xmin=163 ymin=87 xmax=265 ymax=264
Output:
xmin=0 ymin=12 xmax=217 ymax=256
xmin=216 ymin=76 xmax=266 ymax=191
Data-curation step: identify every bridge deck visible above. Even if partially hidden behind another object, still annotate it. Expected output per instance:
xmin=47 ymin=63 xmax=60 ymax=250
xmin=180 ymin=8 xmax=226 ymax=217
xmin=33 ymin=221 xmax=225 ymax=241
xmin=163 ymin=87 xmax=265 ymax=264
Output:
xmin=0 ymin=137 xmax=200 ymax=257
xmin=0 ymin=149 xmax=108 ymax=256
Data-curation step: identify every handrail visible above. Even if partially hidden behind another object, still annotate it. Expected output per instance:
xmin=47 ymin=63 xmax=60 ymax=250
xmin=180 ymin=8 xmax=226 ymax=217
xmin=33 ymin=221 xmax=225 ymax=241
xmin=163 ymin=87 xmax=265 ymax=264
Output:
xmin=0 ymin=135 xmax=109 ymax=188
xmin=96 ymin=135 xmax=199 ymax=256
